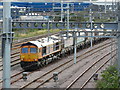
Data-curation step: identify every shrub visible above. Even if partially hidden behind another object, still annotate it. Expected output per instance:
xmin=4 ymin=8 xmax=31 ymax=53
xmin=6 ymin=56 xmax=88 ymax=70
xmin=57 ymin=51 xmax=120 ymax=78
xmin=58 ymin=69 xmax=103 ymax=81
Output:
xmin=96 ymin=65 xmax=119 ymax=89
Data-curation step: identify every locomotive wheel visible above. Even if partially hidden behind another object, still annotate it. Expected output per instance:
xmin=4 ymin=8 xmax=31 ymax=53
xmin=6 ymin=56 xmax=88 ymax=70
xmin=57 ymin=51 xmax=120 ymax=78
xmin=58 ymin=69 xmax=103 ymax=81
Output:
xmin=41 ymin=59 xmax=46 ymax=66
xmin=45 ymin=60 xmax=49 ymax=65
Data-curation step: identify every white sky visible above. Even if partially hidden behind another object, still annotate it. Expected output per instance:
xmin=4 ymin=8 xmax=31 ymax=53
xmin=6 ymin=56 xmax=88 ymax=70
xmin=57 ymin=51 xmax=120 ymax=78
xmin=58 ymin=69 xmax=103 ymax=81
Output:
xmin=1 ymin=0 xmax=118 ymax=2
xmin=84 ymin=0 xmax=118 ymax=5
xmin=96 ymin=0 xmax=117 ymax=2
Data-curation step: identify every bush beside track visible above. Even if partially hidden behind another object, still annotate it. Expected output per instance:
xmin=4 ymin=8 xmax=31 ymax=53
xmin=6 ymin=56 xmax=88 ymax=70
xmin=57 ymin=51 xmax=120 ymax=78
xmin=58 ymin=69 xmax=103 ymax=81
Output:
xmin=96 ymin=65 xmax=119 ymax=88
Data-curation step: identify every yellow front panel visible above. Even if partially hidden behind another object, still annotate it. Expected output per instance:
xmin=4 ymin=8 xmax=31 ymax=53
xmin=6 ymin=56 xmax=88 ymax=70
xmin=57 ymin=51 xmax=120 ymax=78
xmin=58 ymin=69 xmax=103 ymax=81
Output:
xmin=20 ymin=45 xmax=38 ymax=62
xmin=21 ymin=54 xmax=38 ymax=62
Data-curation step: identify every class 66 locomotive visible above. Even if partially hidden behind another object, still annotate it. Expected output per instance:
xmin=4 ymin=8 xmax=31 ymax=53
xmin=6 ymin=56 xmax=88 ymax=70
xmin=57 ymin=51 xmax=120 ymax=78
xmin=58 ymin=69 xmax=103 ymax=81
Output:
xmin=20 ymin=29 xmax=110 ymax=71
xmin=20 ymin=35 xmax=63 ymax=70
xmin=20 ymin=32 xmax=86 ymax=71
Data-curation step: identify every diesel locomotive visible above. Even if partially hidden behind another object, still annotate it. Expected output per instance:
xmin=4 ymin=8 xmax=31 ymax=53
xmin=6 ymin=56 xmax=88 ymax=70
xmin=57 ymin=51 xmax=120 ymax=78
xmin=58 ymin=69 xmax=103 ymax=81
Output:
xmin=20 ymin=29 xmax=110 ymax=70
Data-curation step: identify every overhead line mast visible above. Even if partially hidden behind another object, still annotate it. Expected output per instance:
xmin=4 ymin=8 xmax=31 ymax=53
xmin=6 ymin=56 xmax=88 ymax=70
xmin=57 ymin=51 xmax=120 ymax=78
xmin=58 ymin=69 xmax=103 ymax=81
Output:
xmin=2 ymin=0 xmax=13 ymax=88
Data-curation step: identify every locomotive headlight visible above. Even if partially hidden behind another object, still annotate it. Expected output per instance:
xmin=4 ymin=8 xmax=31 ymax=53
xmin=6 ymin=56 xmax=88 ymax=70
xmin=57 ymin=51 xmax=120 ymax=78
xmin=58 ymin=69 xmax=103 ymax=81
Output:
xmin=21 ymin=58 xmax=24 ymax=61
xmin=34 ymin=59 xmax=37 ymax=61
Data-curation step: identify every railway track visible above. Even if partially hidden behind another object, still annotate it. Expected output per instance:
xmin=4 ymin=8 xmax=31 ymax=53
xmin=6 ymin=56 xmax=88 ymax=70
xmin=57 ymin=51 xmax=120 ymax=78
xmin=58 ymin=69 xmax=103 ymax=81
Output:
xmin=33 ymin=46 xmax=116 ymax=89
xmin=0 ymin=39 xmax=115 ymax=72
xmin=65 ymin=51 xmax=116 ymax=89
xmin=0 ymin=39 xmax=116 ymax=76
xmin=0 ymin=38 xmax=116 ymax=88
xmin=0 ymin=53 xmax=20 ymax=71
xmin=80 ymin=55 xmax=116 ymax=89
xmin=6 ymin=39 xmax=116 ymax=89
xmin=29 ymin=47 xmax=116 ymax=88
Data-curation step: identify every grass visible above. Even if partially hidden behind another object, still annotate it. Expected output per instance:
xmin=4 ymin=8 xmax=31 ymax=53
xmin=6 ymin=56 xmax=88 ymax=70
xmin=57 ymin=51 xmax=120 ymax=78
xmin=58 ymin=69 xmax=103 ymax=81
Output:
xmin=13 ymin=29 xmax=65 ymax=40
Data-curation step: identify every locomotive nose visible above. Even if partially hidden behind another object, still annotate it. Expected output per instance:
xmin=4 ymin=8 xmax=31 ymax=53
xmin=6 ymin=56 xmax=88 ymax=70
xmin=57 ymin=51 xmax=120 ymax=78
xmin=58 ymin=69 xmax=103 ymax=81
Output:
xmin=21 ymin=54 xmax=38 ymax=61
xmin=20 ymin=46 xmax=38 ymax=62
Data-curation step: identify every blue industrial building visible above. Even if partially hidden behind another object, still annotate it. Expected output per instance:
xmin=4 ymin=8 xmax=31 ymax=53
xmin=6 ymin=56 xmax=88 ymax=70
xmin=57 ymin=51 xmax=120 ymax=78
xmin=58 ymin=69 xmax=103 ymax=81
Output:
xmin=11 ymin=2 xmax=91 ymax=12
xmin=0 ymin=2 xmax=91 ymax=20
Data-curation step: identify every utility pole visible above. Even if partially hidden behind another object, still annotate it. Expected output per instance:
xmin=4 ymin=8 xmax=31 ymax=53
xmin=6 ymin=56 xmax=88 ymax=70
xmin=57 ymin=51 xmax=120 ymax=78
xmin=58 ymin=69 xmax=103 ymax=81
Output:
xmin=117 ymin=1 xmax=120 ymax=85
xmin=90 ymin=0 xmax=93 ymax=47
xmin=47 ymin=19 xmax=50 ymax=42
xmin=67 ymin=3 xmax=70 ymax=31
xmin=73 ymin=30 xmax=77 ymax=64
xmin=105 ymin=0 xmax=107 ymax=13
xmin=2 ymin=0 xmax=12 ymax=88
xmin=67 ymin=3 xmax=70 ymax=38
xmin=61 ymin=0 xmax=63 ymax=22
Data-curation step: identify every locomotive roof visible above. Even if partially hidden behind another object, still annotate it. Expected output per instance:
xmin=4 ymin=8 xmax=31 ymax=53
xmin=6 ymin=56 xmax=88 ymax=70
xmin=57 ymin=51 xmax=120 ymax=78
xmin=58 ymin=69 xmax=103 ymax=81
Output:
xmin=29 ymin=37 xmax=60 ymax=48
xmin=50 ymin=35 xmax=59 ymax=40
xmin=29 ymin=41 xmax=42 ymax=48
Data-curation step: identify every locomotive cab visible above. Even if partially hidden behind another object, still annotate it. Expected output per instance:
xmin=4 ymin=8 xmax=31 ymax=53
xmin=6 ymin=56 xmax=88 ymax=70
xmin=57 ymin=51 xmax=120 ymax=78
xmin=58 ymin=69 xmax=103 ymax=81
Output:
xmin=21 ymin=45 xmax=38 ymax=61
xmin=20 ymin=42 xmax=39 ymax=70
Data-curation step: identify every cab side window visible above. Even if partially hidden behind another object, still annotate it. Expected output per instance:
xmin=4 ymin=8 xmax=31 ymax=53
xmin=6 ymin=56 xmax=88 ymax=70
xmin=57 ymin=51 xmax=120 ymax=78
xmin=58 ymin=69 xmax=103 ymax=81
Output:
xmin=53 ymin=44 xmax=56 ymax=51
xmin=56 ymin=42 xmax=59 ymax=50
xmin=42 ymin=46 xmax=46 ymax=55
xmin=53 ymin=42 xmax=59 ymax=51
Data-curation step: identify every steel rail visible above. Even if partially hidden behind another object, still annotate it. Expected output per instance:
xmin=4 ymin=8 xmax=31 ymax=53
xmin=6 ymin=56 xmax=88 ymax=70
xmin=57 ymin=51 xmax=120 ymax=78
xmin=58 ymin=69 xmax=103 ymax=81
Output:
xmin=0 ymin=39 xmax=116 ymax=82
xmin=80 ymin=54 xmax=116 ymax=89
xmin=0 ymin=39 xmax=116 ymax=87
xmin=65 ymin=50 xmax=116 ymax=90
xmin=0 ymin=39 xmax=113 ymax=87
xmin=19 ymin=41 xmax=116 ymax=89
xmin=34 ymin=48 xmax=116 ymax=89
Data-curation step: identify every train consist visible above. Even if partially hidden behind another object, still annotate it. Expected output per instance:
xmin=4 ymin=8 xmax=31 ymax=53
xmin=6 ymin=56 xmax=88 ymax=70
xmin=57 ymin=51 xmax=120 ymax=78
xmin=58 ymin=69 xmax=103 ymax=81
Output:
xmin=20 ymin=29 xmax=110 ymax=70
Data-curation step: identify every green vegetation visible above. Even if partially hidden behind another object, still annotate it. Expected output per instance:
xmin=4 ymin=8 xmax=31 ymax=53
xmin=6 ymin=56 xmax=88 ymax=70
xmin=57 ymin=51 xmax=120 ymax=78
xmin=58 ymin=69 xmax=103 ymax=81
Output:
xmin=13 ymin=29 xmax=65 ymax=40
xmin=12 ymin=11 xmax=116 ymax=40
xmin=54 ymin=11 xmax=89 ymax=22
xmin=93 ymin=18 xmax=116 ymax=23
xmin=96 ymin=65 xmax=119 ymax=89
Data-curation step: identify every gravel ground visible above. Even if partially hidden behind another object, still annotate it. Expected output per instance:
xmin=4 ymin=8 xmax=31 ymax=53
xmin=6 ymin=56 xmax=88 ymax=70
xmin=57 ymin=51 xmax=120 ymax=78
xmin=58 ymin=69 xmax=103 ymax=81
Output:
xmin=40 ymin=42 xmax=116 ymax=88
xmin=0 ymin=39 xmax=117 ymax=88
xmin=84 ymin=56 xmax=117 ymax=88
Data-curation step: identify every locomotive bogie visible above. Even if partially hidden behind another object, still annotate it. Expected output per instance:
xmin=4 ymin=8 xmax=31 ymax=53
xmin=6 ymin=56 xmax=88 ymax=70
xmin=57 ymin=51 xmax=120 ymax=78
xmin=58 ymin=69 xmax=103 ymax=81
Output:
xmin=20 ymin=61 xmax=39 ymax=71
